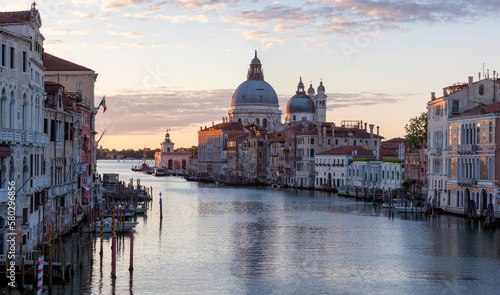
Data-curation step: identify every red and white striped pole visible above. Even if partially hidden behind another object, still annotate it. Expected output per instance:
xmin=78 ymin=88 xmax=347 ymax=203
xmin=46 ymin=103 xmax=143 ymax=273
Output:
xmin=100 ymin=206 xmax=104 ymax=256
xmin=112 ymin=203 xmax=116 ymax=235
xmin=37 ymin=255 xmax=44 ymax=295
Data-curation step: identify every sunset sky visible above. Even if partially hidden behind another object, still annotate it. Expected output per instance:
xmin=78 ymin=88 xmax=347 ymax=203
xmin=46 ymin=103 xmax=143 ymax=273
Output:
xmin=2 ymin=0 xmax=500 ymax=150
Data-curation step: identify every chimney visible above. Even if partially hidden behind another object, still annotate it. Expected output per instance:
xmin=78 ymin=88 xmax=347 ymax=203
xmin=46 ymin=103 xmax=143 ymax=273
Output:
xmin=443 ymin=88 xmax=448 ymax=97
xmin=331 ymin=123 xmax=335 ymax=138
xmin=376 ymin=125 xmax=379 ymax=136
xmin=364 ymin=123 xmax=367 ymax=131
xmin=369 ymin=124 xmax=374 ymax=138
xmin=468 ymin=76 xmax=473 ymax=87
xmin=200 ymin=127 xmax=203 ymax=131
xmin=431 ymin=92 xmax=436 ymax=100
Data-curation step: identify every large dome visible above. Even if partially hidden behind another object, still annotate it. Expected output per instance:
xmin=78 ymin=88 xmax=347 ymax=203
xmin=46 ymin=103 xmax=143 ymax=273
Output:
xmin=286 ymin=93 xmax=315 ymax=114
xmin=231 ymin=80 xmax=279 ymax=106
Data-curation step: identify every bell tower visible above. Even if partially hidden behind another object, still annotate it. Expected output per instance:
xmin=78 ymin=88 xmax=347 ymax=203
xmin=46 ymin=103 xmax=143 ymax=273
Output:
xmin=161 ymin=130 xmax=175 ymax=152
xmin=315 ymin=81 xmax=327 ymax=123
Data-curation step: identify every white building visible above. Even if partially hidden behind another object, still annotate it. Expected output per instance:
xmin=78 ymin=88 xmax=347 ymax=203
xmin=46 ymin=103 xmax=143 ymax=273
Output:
xmin=228 ymin=51 xmax=282 ymax=131
xmin=427 ymin=75 xmax=500 ymax=208
xmin=0 ymin=4 xmax=49 ymax=252
xmin=348 ymin=161 xmax=404 ymax=192
xmin=315 ymin=146 xmax=374 ymax=189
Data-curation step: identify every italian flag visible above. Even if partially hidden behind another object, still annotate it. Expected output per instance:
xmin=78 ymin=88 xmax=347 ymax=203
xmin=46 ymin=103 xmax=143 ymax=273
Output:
xmin=99 ymin=96 xmax=107 ymax=113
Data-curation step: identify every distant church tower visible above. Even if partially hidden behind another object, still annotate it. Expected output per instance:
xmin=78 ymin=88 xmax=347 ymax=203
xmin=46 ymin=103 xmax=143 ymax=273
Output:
xmin=315 ymin=81 xmax=327 ymax=123
xmin=161 ymin=130 xmax=175 ymax=152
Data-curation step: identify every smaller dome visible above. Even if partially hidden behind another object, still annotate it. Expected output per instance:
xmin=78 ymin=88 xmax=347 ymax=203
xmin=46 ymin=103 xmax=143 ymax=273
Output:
xmin=251 ymin=50 xmax=261 ymax=65
xmin=251 ymin=57 xmax=261 ymax=65
xmin=307 ymin=83 xmax=315 ymax=96
xmin=286 ymin=94 xmax=315 ymax=114
xmin=317 ymin=81 xmax=325 ymax=92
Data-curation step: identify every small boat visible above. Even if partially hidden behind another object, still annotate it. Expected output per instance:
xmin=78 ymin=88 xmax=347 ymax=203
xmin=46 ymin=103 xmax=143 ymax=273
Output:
xmin=103 ymin=211 xmax=135 ymax=218
xmin=131 ymin=206 xmax=148 ymax=214
xmin=395 ymin=205 xmax=424 ymax=213
xmin=85 ymin=218 xmax=138 ymax=233
xmin=152 ymin=168 xmax=167 ymax=176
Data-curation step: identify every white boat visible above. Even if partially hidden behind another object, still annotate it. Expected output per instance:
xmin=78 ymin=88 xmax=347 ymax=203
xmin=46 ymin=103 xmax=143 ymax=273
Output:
xmin=395 ymin=206 xmax=424 ymax=213
xmin=131 ymin=206 xmax=148 ymax=214
xmin=152 ymin=168 xmax=167 ymax=176
xmin=85 ymin=218 xmax=138 ymax=233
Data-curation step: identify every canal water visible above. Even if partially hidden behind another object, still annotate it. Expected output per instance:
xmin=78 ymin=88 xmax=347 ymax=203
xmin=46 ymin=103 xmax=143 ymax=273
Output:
xmin=23 ymin=160 xmax=500 ymax=294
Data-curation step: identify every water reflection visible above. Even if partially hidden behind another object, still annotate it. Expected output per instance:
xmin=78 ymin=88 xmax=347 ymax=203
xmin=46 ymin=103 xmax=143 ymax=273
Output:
xmin=11 ymin=160 xmax=498 ymax=294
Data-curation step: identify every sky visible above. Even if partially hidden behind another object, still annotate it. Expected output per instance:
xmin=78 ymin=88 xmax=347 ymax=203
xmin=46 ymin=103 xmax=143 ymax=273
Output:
xmin=2 ymin=0 xmax=500 ymax=150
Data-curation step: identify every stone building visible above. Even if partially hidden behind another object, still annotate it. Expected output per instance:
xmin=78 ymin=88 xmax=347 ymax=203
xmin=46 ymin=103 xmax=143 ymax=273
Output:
xmin=0 ymin=4 xmax=49 ymax=253
xmin=445 ymin=101 xmax=500 ymax=216
xmin=228 ymin=51 xmax=282 ymax=131
xmin=427 ymin=75 xmax=500 ymax=209
xmin=154 ymin=131 xmax=191 ymax=173
xmin=43 ymin=53 xmax=98 ymax=207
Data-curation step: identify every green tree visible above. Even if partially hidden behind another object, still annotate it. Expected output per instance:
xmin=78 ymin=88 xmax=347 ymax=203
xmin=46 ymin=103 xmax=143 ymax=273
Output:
xmin=404 ymin=112 xmax=427 ymax=148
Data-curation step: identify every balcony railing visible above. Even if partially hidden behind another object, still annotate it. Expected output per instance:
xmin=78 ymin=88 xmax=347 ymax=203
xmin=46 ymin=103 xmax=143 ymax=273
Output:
xmin=457 ymin=178 xmax=476 ymax=186
xmin=429 ymin=148 xmax=441 ymax=156
xmin=31 ymin=175 xmax=49 ymax=191
xmin=49 ymin=181 xmax=77 ymax=197
xmin=0 ymin=188 xmax=8 ymax=204
xmin=457 ymin=144 xmax=477 ymax=154
xmin=0 ymin=128 xmax=49 ymax=147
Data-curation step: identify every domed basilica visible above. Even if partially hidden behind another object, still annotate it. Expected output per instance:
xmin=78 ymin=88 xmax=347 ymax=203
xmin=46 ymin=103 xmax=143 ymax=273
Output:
xmin=228 ymin=52 xmax=328 ymax=129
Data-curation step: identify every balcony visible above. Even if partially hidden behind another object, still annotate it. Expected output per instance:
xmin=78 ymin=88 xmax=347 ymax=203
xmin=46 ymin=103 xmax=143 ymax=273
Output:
xmin=0 ymin=128 xmax=49 ymax=147
xmin=457 ymin=178 xmax=476 ymax=186
xmin=0 ymin=188 xmax=8 ymax=204
xmin=49 ymin=181 xmax=77 ymax=197
xmin=457 ymin=144 xmax=477 ymax=154
xmin=31 ymin=175 xmax=49 ymax=192
xmin=429 ymin=148 xmax=441 ymax=156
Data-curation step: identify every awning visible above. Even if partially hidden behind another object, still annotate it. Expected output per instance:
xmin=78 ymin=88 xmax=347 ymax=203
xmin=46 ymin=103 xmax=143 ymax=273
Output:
xmin=0 ymin=145 xmax=11 ymax=157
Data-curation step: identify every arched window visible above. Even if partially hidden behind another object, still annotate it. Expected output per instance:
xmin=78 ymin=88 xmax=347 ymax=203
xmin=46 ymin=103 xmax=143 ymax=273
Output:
xmin=256 ymin=118 xmax=260 ymax=126
xmin=477 ymin=123 xmax=481 ymax=144
xmin=489 ymin=121 xmax=493 ymax=143
xmin=310 ymin=148 xmax=315 ymax=157
xmin=262 ymin=118 xmax=268 ymax=128
xmin=0 ymin=88 xmax=6 ymax=128
xmin=479 ymin=84 xmax=485 ymax=96
xmin=238 ymin=118 xmax=242 ymax=124
xmin=168 ymin=159 xmax=173 ymax=170
xmin=10 ymin=91 xmax=16 ymax=129
xmin=182 ymin=159 xmax=186 ymax=169
xmin=311 ymin=138 xmax=315 ymax=144
xmin=22 ymin=94 xmax=28 ymax=131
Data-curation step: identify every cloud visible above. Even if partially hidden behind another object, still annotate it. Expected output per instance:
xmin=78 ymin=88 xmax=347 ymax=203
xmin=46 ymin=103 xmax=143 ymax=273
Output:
xmin=121 ymin=32 xmax=143 ymax=39
xmin=155 ymin=14 xmax=209 ymax=23
xmin=44 ymin=39 xmax=74 ymax=50
xmin=43 ymin=28 xmax=92 ymax=36
xmin=327 ymin=92 xmax=401 ymax=108
xmin=95 ymin=43 xmax=146 ymax=49
xmin=95 ymin=88 xmax=235 ymax=136
xmin=73 ymin=11 xmax=108 ymax=19
xmin=241 ymin=30 xmax=285 ymax=44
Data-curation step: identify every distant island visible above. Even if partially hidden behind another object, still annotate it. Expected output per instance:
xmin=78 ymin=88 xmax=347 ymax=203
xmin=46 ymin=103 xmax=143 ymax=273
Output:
xmin=97 ymin=146 xmax=197 ymax=160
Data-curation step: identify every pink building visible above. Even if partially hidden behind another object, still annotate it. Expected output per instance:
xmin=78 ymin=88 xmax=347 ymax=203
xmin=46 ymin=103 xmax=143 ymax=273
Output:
xmin=154 ymin=131 xmax=191 ymax=173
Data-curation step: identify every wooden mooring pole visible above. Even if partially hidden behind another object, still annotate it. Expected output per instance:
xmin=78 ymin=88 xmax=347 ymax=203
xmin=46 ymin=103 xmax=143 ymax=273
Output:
xmin=129 ymin=228 xmax=134 ymax=272
xmin=111 ymin=232 xmax=117 ymax=279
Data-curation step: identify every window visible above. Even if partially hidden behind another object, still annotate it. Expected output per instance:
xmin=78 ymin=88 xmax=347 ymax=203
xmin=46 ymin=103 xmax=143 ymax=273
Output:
xmin=479 ymin=84 xmax=484 ymax=96
xmin=489 ymin=121 xmax=493 ymax=143
xmin=477 ymin=123 xmax=481 ymax=144
xmin=1 ymin=44 xmax=5 ymax=67
xmin=451 ymin=100 xmax=459 ymax=114
xmin=311 ymin=138 xmax=315 ymax=144
xmin=9 ymin=47 xmax=15 ymax=69
xmin=22 ymin=51 xmax=27 ymax=72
